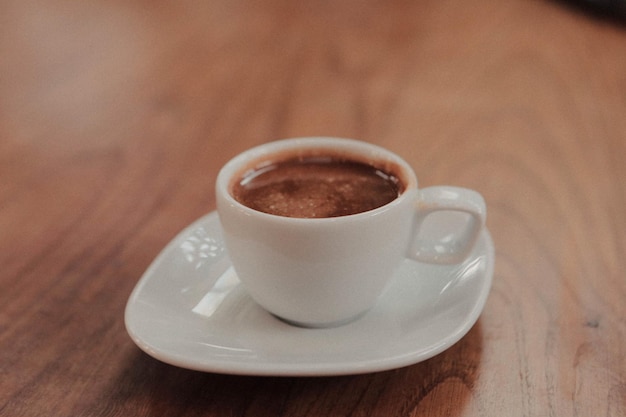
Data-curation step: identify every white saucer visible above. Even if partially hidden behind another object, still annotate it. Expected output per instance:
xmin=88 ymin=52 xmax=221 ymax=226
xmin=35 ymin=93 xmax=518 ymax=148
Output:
xmin=125 ymin=211 xmax=494 ymax=376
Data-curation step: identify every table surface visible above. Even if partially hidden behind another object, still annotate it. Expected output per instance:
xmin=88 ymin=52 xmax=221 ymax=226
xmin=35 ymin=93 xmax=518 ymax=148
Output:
xmin=2 ymin=0 xmax=625 ymax=416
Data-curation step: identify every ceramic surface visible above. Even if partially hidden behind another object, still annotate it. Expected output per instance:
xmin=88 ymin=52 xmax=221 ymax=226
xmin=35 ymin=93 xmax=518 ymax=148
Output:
xmin=125 ymin=211 xmax=494 ymax=376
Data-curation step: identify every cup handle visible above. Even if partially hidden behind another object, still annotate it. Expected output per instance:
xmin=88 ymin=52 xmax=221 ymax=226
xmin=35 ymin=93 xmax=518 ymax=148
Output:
xmin=408 ymin=186 xmax=486 ymax=264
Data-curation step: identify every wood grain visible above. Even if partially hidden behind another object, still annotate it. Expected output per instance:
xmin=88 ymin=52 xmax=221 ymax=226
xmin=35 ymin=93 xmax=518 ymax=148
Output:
xmin=1 ymin=0 xmax=625 ymax=416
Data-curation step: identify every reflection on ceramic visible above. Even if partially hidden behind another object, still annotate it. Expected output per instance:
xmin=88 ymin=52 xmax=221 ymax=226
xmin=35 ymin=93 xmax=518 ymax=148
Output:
xmin=125 ymin=211 xmax=494 ymax=376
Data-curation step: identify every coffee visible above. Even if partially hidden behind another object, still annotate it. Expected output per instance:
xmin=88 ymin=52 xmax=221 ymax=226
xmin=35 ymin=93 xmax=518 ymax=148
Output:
xmin=232 ymin=156 xmax=404 ymax=218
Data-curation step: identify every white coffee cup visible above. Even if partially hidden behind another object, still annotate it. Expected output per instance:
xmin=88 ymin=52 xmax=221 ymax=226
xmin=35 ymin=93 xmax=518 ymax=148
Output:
xmin=216 ymin=137 xmax=486 ymax=328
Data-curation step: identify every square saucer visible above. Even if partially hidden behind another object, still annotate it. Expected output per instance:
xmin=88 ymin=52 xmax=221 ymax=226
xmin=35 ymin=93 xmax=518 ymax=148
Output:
xmin=125 ymin=212 xmax=494 ymax=376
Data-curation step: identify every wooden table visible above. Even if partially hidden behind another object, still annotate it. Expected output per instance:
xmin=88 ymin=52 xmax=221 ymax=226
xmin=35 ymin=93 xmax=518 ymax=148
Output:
xmin=2 ymin=0 xmax=625 ymax=415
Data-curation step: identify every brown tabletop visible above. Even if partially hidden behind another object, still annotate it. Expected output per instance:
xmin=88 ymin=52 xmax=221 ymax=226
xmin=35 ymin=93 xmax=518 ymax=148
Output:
xmin=2 ymin=0 xmax=625 ymax=415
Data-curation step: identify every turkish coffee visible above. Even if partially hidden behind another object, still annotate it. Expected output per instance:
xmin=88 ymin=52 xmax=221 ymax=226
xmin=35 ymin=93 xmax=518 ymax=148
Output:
xmin=231 ymin=155 xmax=404 ymax=218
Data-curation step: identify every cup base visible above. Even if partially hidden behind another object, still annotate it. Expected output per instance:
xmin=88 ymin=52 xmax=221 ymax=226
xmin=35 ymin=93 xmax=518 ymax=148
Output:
xmin=273 ymin=310 xmax=370 ymax=329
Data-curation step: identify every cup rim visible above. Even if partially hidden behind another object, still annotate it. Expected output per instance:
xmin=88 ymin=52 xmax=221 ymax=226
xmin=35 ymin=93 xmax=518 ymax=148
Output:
xmin=216 ymin=137 xmax=418 ymax=222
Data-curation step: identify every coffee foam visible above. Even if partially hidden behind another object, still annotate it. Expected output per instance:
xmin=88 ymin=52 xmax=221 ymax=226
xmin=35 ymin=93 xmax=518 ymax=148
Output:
xmin=229 ymin=147 xmax=409 ymax=197
xmin=230 ymin=148 xmax=409 ymax=218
